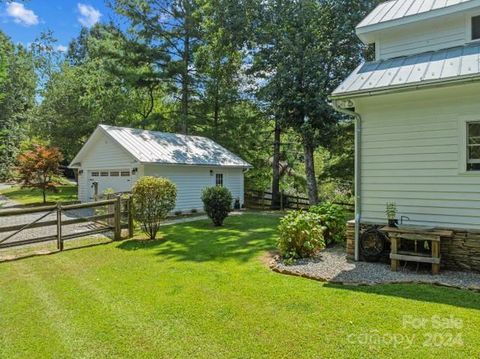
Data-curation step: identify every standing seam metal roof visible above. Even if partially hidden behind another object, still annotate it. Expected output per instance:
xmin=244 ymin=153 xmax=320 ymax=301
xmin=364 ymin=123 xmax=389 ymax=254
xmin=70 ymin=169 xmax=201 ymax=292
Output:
xmin=331 ymin=43 xmax=480 ymax=97
xmin=99 ymin=125 xmax=252 ymax=167
xmin=357 ymin=0 xmax=472 ymax=29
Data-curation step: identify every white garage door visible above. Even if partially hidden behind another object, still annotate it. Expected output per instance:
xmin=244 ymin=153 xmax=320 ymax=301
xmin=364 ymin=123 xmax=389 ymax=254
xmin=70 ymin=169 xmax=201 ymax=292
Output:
xmin=88 ymin=169 xmax=132 ymax=200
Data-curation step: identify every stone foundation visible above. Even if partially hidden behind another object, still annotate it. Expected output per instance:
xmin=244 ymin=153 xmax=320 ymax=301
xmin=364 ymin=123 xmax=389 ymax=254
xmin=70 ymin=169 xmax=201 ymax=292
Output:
xmin=346 ymin=220 xmax=480 ymax=272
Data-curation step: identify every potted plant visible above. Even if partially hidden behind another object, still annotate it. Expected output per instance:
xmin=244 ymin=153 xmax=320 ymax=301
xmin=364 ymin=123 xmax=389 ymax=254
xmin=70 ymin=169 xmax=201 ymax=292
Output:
xmin=385 ymin=202 xmax=398 ymax=227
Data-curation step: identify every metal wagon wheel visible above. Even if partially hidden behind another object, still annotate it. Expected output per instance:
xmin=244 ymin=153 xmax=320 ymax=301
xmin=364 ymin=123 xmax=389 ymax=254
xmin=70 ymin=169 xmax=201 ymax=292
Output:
xmin=360 ymin=228 xmax=387 ymax=262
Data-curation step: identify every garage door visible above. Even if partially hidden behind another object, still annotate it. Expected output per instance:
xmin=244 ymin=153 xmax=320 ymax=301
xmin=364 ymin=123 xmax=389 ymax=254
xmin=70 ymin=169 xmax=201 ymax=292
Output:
xmin=88 ymin=169 xmax=132 ymax=200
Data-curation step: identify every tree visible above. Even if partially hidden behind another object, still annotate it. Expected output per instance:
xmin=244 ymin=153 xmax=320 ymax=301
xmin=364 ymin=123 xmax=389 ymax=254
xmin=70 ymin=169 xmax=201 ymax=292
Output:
xmin=112 ymin=0 xmax=202 ymax=134
xmin=16 ymin=144 xmax=63 ymax=204
xmin=0 ymin=31 xmax=36 ymax=180
xmin=132 ymin=176 xmax=177 ymax=239
xmin=251 ymin=0 xmax=377 ymax=204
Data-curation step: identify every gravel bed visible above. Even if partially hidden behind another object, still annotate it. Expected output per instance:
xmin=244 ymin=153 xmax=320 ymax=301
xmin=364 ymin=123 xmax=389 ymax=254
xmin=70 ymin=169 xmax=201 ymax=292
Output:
xmin=272 ymin=247 xmax=480 ymax=291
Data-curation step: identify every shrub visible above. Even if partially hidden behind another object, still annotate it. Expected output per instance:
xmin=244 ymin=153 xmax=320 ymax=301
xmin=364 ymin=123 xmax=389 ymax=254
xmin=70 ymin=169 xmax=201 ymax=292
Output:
xmin=132 ymin=176 xmax=177 ymax=240
xmin=191 ymin=208 xmax=198 ymax=214
xmin=277 ymin=211 xmax=325 ymax=263
xmin=174 ymin=211 xmax=182 ymax=216
xmin=309 ymin=202 xmax=346 ymax=246
xmin=201 ymin=186 xmax=233 ymax=226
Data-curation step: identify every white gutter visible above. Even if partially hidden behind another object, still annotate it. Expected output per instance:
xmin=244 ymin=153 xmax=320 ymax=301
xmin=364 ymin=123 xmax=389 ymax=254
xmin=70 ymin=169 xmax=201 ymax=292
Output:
xmin=331 ymin=100 xmax=361 ymax=262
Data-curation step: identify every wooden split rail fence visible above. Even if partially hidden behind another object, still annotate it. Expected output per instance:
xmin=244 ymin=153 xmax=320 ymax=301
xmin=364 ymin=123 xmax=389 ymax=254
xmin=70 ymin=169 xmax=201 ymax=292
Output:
xmin=245 ymin=190 xmax=354 ymax=212
xmin=0 ymin=196 xmax=134 ymax=250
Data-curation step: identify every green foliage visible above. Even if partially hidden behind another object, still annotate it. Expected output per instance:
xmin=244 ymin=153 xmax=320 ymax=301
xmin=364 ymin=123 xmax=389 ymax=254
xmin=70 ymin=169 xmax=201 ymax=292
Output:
xmin=132 ymin=176 xmax=177 ymax=240
xmin=309 ymin=202 xmax=346 ymax=245
xmin=0 ymin=31 xmax=36 ymax=180
xmin=201 ymin=186 xmax=233 ymax=226
xmin=277 ymin=211 xmax=325 ymax=263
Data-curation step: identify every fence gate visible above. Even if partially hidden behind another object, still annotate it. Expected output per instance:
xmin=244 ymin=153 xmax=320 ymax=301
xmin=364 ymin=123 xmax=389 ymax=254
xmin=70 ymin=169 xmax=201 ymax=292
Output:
xmin=0 ymin=196 xmax=133 ymax=251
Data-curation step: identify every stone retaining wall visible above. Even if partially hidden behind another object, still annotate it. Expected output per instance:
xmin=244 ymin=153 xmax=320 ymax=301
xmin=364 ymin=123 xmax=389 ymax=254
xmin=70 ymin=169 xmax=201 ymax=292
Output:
xmin=346 ymin=220 xmax=480 ymax=272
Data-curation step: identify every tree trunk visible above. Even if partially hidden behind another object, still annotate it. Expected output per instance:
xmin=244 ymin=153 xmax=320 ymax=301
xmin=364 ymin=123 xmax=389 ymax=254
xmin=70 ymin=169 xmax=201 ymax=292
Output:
xmin=303 ymin=139 xmax=318 ymax=205
xmin=181 ymin=13 xmax=191 ymax=135
xmin=213 ymin=81 xmax=219 ymax=139
xmin=271 ymin=118 xmax=281 ymax=209
xmin=42 ymin=188 xmax=46 ymax=204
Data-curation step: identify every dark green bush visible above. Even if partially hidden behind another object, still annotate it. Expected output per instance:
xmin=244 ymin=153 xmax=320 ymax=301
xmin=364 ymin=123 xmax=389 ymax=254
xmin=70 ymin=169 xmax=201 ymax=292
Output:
xmin=201 ymin=186 xmax=233 ymax=226
xmin=277 ymin=211 xmax=325 ymax=263
xmin=309 ymin=202 xmax=346 ymax=245
xmin=132 ymin=176 xmax=177 ymax=239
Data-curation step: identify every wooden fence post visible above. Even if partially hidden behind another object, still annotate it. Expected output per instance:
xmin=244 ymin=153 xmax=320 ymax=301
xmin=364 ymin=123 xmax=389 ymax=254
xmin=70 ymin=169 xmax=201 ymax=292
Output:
xmin=56 ymin=203 xmax=63 ymax=251
xmin=114 ymin=196 xmax=121 ymax=240
xmin=128 ymin=196 xmax=134 ymax=238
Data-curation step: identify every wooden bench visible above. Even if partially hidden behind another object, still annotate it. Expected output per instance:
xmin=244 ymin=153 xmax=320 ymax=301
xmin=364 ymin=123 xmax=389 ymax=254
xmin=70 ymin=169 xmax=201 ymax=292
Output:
xmin=381 ymin=226 xmax=453 ymax=275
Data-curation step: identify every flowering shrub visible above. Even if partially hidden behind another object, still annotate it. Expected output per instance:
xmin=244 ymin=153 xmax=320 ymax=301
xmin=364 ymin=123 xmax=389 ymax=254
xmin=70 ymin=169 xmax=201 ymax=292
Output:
xmin=309 ymin=202 xmax=346 ymax=245
xmin=277 ymin=211 xmax=325 ymax=264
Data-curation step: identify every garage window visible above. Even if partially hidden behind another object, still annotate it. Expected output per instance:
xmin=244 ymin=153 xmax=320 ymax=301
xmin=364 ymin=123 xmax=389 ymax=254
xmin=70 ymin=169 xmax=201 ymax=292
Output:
xmin=100 ymin=171 xmax=109 ymax=177
xmin=216 ymin=173 xmax=223 ymax=187
xmin=91 ymin=172 xmax=99 ymax=177
xmin=110 ymin=171 xmax=120 ymax=177
xmin=472 ymin=15 xmax=480 ymax=40
xmin=121 ymin=171 xmax=130 ymax=176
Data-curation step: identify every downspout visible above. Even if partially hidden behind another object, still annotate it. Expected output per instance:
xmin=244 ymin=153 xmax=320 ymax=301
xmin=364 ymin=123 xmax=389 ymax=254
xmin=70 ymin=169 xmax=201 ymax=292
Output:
xmin=331 ymin=100 xmax=362 ymax=261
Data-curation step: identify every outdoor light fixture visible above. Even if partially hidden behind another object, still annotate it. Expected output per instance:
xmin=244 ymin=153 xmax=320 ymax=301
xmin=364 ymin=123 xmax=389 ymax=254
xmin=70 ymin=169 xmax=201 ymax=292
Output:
xmin=79 ymin=170 xmax=84 ymax=175
xmin=132 ymin=168 xmax=138 ymax=175
xmin=210 ymin=170 xmax=214 ymax=176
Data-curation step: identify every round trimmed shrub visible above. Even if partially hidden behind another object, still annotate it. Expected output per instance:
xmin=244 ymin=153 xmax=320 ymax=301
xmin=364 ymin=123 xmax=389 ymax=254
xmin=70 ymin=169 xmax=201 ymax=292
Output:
xmin=277 ymin=211 xmax=325 ymax=263
xmin=132 ymin=176 xmax=177 ymax=239
xmin=309 ymin=202 xmax=346 ymax=246
xmin=201 ymin=186 xmax=233 ymax=226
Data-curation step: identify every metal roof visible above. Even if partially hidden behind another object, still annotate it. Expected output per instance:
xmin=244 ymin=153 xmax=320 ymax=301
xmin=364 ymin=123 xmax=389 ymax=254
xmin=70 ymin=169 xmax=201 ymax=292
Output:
xmin=357 ymin=0 xmax=472 ymax=30
xmin=72 ymin=125 xmax=252 ymax=168
xmin=331 ymin=43 xmax=480 ymax=98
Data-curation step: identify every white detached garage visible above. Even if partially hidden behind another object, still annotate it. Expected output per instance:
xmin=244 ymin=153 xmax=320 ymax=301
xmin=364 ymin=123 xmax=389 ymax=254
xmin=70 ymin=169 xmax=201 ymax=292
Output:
xmin=69 ymin=125 xmax=252 ymax=212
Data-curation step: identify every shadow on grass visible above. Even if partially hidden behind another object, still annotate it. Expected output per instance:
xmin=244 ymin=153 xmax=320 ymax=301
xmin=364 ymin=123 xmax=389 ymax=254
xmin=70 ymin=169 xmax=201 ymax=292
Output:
xmin=117 ymin=215 xmax=279 ymax=263
xmin=324 ymin=282 xmax=480 ymax=311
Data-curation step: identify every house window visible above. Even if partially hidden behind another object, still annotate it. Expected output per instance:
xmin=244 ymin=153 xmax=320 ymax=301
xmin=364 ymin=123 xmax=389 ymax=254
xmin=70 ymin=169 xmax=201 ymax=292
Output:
xmin=472 ymin=15 xmax=480 ymax=40
xmin=121 ymin=171 xmax=130 ymax=177
xmin=91 ymin=171 xmax=99 ymax=177
xmin=467 ymin=122 xmax=480 ymax=171
xmin=215 ymin=173 xmax=223 ymax=187
xmin=110 ymin=171 xmax=120 ymax=177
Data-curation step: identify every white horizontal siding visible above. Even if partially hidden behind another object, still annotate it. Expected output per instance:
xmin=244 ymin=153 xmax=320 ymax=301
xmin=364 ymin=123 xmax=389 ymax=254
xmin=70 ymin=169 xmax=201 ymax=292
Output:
xmin=81 ymin=134 xmax=136 ymax=169
xmin=144 ymin=165 xmax=245 ymax=212
xmin=357 ymin=83 xmax=480 ymax=229
xmin=377 ymin=15 xmax=467 ymax=60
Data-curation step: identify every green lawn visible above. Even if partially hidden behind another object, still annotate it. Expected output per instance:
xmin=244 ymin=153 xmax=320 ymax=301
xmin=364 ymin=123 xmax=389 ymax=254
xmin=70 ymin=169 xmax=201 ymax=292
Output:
xmin=0 ymin=214 xmax=479 ymax=358
xmin=0 ymin=185 xmax=77 ymax=205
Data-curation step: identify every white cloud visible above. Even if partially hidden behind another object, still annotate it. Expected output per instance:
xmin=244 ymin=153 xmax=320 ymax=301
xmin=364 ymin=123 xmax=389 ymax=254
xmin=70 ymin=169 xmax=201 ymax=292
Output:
xmin=77 ymin=3 xmax=101 ymax=28
xmin=6 ymin=2 xmax=39 ymax=26
xmin=56 ymin=45 xmax=68 ymax=53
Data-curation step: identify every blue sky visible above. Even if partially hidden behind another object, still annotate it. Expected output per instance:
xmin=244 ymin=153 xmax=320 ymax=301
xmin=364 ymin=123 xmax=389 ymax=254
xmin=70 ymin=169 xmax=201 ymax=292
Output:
xmin=0 ymin=1 xmax=115 ymax=51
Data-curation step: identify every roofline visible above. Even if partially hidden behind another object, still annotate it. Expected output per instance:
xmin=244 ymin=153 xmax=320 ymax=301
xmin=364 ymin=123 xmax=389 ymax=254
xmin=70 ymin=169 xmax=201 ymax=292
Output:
xmin=68 ymin=125 xmax=140 ymax=168
xmin=330 ymin=73 xmax=480 ymax=100
xmin=142 ymin=161 xmax=253 ymax=169
xmin=357 ymin=0 xmax=480 ymax=44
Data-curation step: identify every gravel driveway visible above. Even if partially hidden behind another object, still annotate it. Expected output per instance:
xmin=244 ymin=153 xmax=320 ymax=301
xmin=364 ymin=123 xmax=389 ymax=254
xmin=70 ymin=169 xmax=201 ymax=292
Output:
xmin=271 ymin=247 xmax=480 ymax=291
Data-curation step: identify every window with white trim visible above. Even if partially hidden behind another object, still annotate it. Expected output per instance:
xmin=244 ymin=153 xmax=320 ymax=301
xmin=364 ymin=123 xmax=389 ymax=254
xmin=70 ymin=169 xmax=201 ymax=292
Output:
xmin=467 ymin=122 xmax=480 ymax=171
xmin=91 ymin=171 xmax=99 ymax=177
xmin=215 ymin=173 xmax=223 ymax=187
xmin=100 ymin=171 xmax=109 ymax=177
xmin=110 ymin=171 xmax=120 ymax=177
xmin=121 ymin=171 xmax=130 ymax=177
xmin=472 ymin=15 xmax=480 ymax=40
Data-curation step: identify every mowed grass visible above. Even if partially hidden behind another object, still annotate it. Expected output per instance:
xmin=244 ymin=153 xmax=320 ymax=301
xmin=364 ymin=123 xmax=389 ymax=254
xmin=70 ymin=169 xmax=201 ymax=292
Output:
xmin=0 ymin=214 xmax=479 ymax=358
xmin=0 ymin=185 xmax=77 ymax=205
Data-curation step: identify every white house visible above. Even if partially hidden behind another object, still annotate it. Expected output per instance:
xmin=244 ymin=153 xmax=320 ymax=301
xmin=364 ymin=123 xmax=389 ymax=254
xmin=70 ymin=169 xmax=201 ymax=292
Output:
xmin=69 ymin=125 xmax=252 ymax=212
xmin=331 ymin=0 xmax=480 ymax=270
